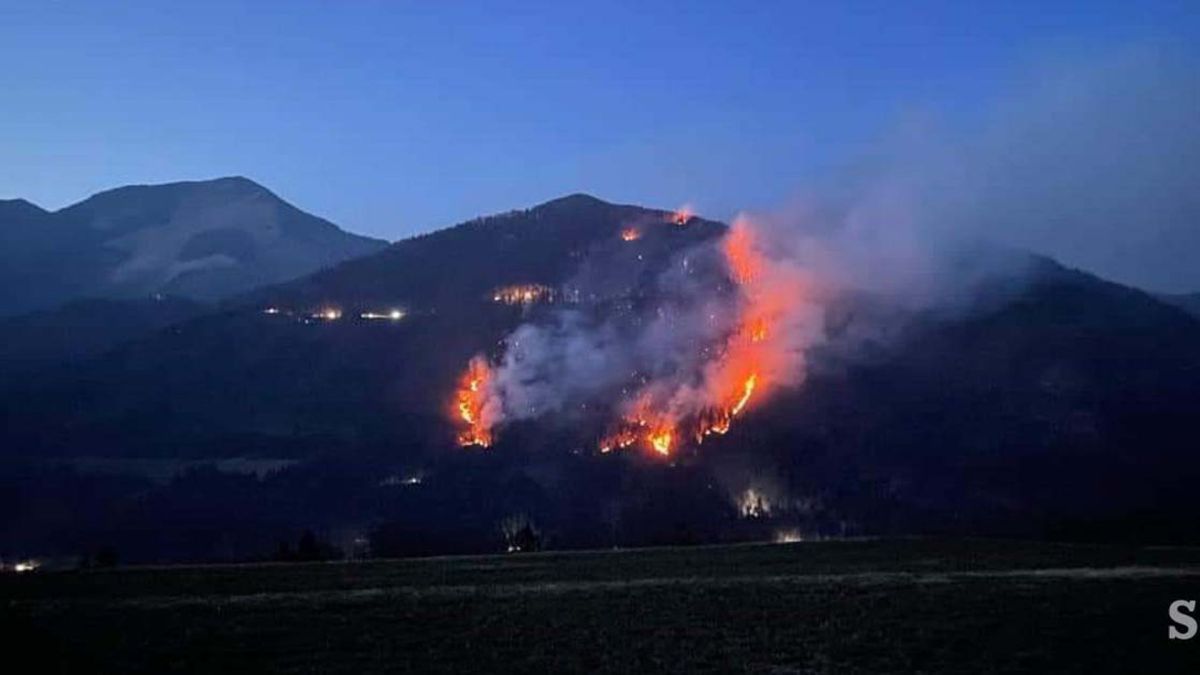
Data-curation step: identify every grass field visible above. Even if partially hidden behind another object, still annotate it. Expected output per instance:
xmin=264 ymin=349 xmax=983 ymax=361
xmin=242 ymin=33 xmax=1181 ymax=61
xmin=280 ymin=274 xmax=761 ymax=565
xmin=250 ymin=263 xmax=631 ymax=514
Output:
xmin=3 ymin=538 xmax=1199 ymax=673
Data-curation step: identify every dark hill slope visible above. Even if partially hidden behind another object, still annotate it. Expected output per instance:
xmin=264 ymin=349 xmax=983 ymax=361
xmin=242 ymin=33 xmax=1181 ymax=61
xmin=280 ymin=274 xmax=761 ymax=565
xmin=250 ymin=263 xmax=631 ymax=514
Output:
xmin=740 ymin=265 xmax=1200 ymax=540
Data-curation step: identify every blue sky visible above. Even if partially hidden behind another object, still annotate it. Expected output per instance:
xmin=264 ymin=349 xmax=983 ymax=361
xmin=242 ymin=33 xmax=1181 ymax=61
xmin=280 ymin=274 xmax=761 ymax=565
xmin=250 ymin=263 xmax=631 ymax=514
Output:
xmin=2 ymin=1 xmax=1197 ymax=243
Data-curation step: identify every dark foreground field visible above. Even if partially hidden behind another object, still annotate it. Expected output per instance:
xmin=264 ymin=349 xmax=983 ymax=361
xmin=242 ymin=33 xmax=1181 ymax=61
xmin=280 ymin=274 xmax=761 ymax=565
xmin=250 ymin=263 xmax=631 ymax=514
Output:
xmin=3 ymin=539 xmax=1199 ymax=673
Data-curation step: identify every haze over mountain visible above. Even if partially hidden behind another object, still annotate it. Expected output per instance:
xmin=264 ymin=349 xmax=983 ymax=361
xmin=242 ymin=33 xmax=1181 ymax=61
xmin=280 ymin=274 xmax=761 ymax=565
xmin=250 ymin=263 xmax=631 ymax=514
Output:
xmin=0 ymin=177 xmax=386 ymax=317
xmin=2 ymin=192 xmax=1199 ymax=562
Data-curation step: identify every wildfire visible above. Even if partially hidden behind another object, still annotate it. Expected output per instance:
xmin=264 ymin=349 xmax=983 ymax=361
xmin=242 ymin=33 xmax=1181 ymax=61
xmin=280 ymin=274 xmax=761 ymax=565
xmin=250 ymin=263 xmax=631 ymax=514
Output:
xmin=492 ymin=284 xmax=553 ymax=305
xmin=748 ymin=317 xmax=768 ymax=342
xmin=598 ymin=424 xmax=673 ymax=456
xmin=723 ymin=219 xmax=760 ymax=284
xmin=671 ymin=204 xmax=694 ymax=226
xmin=454 ymin=356 xmax=493 ymax=447
xmin=600 ymin=215 xmax=796 ymax=455
xmin=732 ymin=373 xmax=756 ymax=416
xmin=694 ymin=372 xmax=757 ymax=441
xmin=598 ymin=427 xmax=638 ymax=453
xmin=648 ymin=428 xmax=673 ymax=455
xmin=598 ymin=400 xmax=677 ymax=457
xmin=620 ymin=227 xmax=641 ymax=242
xmin=448 ymin=214 xmax=815 ymax=459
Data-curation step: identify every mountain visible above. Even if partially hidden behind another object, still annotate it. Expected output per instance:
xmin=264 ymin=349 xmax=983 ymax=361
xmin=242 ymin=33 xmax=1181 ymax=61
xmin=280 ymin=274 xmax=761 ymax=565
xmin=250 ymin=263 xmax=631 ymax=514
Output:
xmin=3 ymin=193 xmax=1200 ymax=562
xmin=0 ymin=177 xmax=387 ymax=316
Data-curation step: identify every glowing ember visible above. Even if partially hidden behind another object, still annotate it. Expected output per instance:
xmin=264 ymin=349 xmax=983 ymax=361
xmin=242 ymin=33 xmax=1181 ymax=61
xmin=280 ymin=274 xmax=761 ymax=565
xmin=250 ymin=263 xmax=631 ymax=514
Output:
xmin=598 ymin=427 xmax=638 ymax=453
xmin=671 ymin=204 xmax=694 ymax=226
xmin=620 ymin=227 xmax=641 ymax=242
xmin=648 ymin=428 xmax=673 ymax=455
xmin=748 ymin=317 xmax=768 ymax=342
xmin=598 ymin=398 xmax=677 ymax=457
xmin=492 ymin=284 xmax=554 ymax=305
xmin=454 ymin=356 xmax=493 ymax=447
xmin=597 ymin=424 xmax=672 ymax=457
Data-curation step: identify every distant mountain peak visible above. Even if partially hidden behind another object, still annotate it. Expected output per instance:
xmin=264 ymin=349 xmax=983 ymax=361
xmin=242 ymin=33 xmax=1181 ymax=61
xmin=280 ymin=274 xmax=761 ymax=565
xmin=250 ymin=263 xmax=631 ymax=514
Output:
xmin=0 ymin=197 xmax=49 ymax=218
xmin=0 ymin=177 xmax=387 ymax=316
xmin=534 ymin=193 xmax=611 ymax=210
xmin=72 ymin=175 xmax=275 ymax=206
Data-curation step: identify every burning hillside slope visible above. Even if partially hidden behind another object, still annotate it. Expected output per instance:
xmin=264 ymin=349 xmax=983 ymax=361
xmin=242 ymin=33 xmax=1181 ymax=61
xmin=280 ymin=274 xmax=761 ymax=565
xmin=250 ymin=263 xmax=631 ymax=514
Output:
xmin=452 ymin=214 xmax=824 ymax=456
xmin=7 ymin=192 xmax=1200 ymax=560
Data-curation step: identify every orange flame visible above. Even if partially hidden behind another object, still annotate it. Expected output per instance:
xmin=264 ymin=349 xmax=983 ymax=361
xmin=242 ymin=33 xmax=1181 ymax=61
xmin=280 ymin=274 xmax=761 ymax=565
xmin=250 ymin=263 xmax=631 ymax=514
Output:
xmin=671 ymin=204 xmax=694 ymax=226
xmin=732 ymin=373 xmax=757 ymax=416
xmin=723 ymin=218 xmax=760 ymax=284
xmin=601 ymin=215 xmax=803 ymax=455
xmin=454 ymin=356 xmax=493 ymax=447
xmin=648 ymin=427 xmax=673 ymax=455
xmin=620 ymin=227 xmax=641 ymax=242
xmin=455 ymin=215 xmax=812 ymax=457
xmin=599 ymin=396 xmax=677 ymax=457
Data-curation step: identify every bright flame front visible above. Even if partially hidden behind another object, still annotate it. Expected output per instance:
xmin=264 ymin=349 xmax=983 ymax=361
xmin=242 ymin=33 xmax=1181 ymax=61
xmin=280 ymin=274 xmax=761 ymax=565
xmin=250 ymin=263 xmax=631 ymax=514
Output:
xmin=447 ymin=213 xmax=815 ymax=458
xmin=454 ymin=356 xmax=493 ymax=447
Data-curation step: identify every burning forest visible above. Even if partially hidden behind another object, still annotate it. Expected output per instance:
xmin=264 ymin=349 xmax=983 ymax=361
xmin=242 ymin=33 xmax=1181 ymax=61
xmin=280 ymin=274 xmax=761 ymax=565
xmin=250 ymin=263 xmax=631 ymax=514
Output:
xmin=454 ymin=356 xmax=493 ymax=447
xmin=451 ymin=213 xmax=823 ymax=457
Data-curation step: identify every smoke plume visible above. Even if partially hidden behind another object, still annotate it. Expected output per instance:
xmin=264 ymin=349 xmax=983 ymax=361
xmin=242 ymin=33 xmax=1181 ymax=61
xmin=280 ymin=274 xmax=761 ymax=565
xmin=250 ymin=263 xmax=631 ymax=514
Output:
xmin=455 ymin=42 xmax=1200 ymax=453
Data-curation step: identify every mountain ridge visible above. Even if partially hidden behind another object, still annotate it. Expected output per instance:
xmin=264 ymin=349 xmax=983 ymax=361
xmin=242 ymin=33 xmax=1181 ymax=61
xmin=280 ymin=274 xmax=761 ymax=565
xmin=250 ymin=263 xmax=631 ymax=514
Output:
xmin=0 ymin=176 xmax=387 ymax=316
xmin=4 ymin=191 xmax=1200 ymax=560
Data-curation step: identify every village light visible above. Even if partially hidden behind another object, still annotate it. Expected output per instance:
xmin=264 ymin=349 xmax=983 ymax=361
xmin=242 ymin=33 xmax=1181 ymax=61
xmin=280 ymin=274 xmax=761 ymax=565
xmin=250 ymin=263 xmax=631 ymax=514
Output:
xmin=360 ymin=309 xmax=406 ymax=321
xmin=490 ymin=284 xmax=553 ymax=305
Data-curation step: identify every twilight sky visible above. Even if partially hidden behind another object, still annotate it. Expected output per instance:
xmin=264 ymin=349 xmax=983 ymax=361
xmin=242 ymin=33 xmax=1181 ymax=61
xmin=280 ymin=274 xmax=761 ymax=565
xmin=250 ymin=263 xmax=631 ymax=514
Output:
xmin=2 ymin=1 xmax=1198 ymax=290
